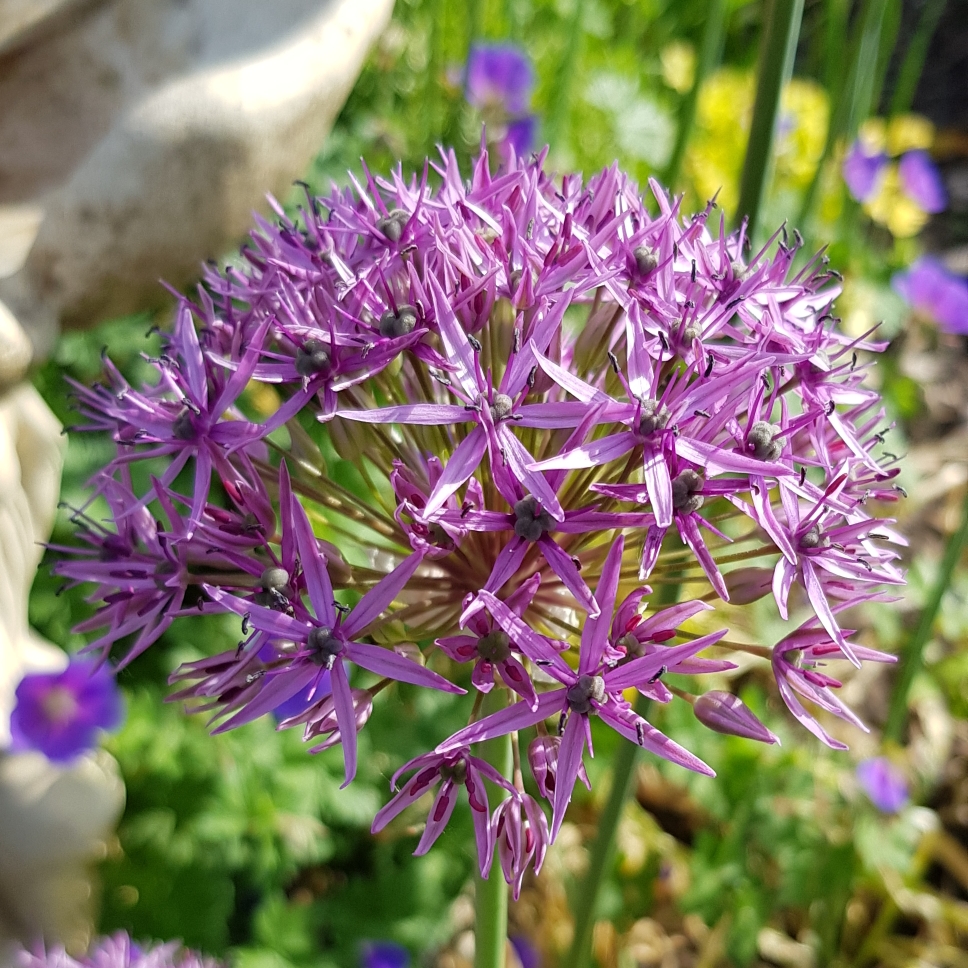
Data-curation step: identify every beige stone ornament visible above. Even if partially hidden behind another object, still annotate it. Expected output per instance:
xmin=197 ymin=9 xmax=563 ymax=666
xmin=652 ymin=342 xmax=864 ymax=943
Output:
xmin=0 ymin=0 xmax=394 ymax=357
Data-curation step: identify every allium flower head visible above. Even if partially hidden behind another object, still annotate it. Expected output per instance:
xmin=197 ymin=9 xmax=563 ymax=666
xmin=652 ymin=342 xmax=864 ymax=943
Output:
xmin=465 ymin=43 xmax=537 ymax=158
xmin=9 ymin=658 xmax=122 ymax=762
xmin=14 ymin=932 xmax=222 ymax=968
xmin=58 ymin=140 xmax=905 ymax=885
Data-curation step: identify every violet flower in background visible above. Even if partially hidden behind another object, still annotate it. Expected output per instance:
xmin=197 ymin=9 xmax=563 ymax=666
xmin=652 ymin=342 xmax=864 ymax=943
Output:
xmin=892 ymin=256 xmax=968 ymax=335
xmin=842 ymin=141 xmax=886 ymax=202
xmin=857 ymin=757 xmax=909 ymax=813
xmin=360 ymin=941 xmax=410 ymax=968
xmin=898 ymin=150 xmax=947 ymax=213
xmin=9 ymin=657 xmax=122 ymax=763
xmin=465 ymin=43 xmax=537 ymax=157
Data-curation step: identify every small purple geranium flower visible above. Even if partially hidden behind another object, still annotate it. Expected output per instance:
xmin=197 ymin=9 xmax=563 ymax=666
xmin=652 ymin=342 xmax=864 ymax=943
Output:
xmin=465 ymin=43 xmax=537 ymax=158
xmin=892 ymin=256 xmax=968 ymax=335
xmin=360 ymin=941 xmax=409 ymax=968
xmin=9 ymin=658 xmax=122 ymax=763
xmin=842 ymin=142 xmax=887 ymax=202
xmin=857 ymin=757 xmax=909 ymax=813
xmin=466 ymin=44 xmax=534 ymax=115
xmin=898 ymin=150 xmax=946 ymax=213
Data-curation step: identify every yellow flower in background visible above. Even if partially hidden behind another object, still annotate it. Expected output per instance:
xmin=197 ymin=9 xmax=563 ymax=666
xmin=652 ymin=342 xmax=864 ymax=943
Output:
xmin=684 ymin=69 xmax=828 ymax=215
xmin=886 ymin=113 xmax=934 ymax=155
xmin=660 ymin=41 xmax=696 ymax=95
xmin=864 ymin=164 xmax=930 ymax=238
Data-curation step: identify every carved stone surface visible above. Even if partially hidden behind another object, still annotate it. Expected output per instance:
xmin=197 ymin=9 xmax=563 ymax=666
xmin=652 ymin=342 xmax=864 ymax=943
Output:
xmin=0 ymin=306 xmax=124 ymax=957
xmin=0 ymin=0 xmax=394 ymax=357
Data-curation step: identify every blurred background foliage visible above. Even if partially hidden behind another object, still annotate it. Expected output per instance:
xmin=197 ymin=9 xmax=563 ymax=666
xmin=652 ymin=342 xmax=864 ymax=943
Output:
xmin=26 ymin=0 xmax=968 ymax=965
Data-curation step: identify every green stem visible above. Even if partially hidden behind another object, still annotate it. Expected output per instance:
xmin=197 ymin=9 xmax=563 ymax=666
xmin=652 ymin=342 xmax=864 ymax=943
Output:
xmin=884 ymin=483 xmax=968 ymax=742
xmin=544 ymin=0 xmax=586 ymax=149
xmin=796 ymin=0 xmax=889 ymax=233
xmin=564 ymin=697 xmax=653 ymax=968
xmin=663 ymin=0 xmax=728 ymax=190
xmin=890 ymin=0 xmax=946 ymax=116
xmin=475 ymin=690 xmax=512 ymax=968
xmin=734 ymin=0 xmax=805 ymax=240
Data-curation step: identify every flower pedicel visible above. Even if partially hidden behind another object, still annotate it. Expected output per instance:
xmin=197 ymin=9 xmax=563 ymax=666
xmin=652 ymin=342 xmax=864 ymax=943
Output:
xmin=56 ymin=142 xmax=905 ymax=889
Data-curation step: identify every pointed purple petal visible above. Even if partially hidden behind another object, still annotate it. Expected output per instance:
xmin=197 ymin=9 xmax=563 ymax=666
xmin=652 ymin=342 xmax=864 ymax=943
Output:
xmin=424 ymin=425 xmax=488 ymax=518
xmin=643 ymin=443 xmax=673 ymax=528
xmin=531 ymin=431 xmax=636 ymax=472
xmin=331 ymin=659 xmax=358 ymax=787
xmin=579 ymin=537 xmax=625 ymax=674
xmin=436 ymin=691 xmax=564 ymax=753
xmin=343 ymin=551 xmax=424 ymax=638
xmin=337 ymin=404 xmax=472 ymax=425
xmin=347 ymin=641 xmax=465 ymax=693
xmin=551 ymin=714 xmax=586 ymax=840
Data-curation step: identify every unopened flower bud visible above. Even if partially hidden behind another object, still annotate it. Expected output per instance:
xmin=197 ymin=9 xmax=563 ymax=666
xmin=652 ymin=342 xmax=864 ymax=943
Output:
xmin=693 ymin=691 xmax=778 ymax=744
xmin=723 ymin=567 xmax=773 ymax=605
xmin=528 ymin=735 xmax=589 ymax=799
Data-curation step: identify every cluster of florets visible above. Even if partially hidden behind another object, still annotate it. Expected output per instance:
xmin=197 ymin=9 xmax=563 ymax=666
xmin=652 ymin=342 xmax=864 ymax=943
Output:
xmin=57 ymin=142 xmax=905 ymax=891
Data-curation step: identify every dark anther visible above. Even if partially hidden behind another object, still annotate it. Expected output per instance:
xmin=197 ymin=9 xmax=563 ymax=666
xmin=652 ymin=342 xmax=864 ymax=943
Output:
xmin=513 ymin=329 xmax=521 ymax=353
xmin=295 ymin=339 xmax=332 ymax=378
xmin=691 ymin=259 xmax=697 ymax=283
xmin=693 ymin=409 xmax=710 ymax=418
xmin=638 ymin=399 xmax=670 ymax=438
xmin=851 ymin=352 xmax=858 ymax=370
xmin=376 ymin=208 xmax=408 ymax=242
xmin=671 ymin=469 xmax=704 ymax=514
xmin=308 ymin=627 xmax=343 ymax=669
xmin=725 ymin=297 xmax=743 ymax=310
xmin=825 ymin=400 xmax=836 ymax=416
xmin=490 ymin=393 xmax=515 ymax=421
xmin=467 ymin=334 xmax=483 ymax=352
xmin=246 ymin=671 xmax=265 ymax=684
xmin=658 ymin=331 xmax=669 ymax=352
xmin=636 ymin=721 xmax=645 ymax=745
xmin=379 ymin=304 xmax=418 ymax=339
xmin=747 ymin=421 xmax=782 ymax=461
xmin=894 ymin=484 xmax=908 ymax=498
xmin=566 ymin=674 xmax=606 ymax=714
xmin=571 ymin=556 xmax=582 ymax=571
xmin=476 ymin=630 xmax=511 ymax=663
xmin=241 ymin=613 xmax=251 ymax=635
xmin=528 ymin=366 xmax=537 ymax=388
xmin=799 ymin=466 xmax=807 ymax=487
xmin=794 ymin=229 xmax=804 ymax=248
xmin=557 ymin=710 xmax=567 ymax=736
xmin=607 ymin=350 xmax=620 ymax=374
xmin=513 ymin=495 xmax=555 ymax=542
xmin=633 ymin=244 xmax=658 ymax=275
xmin=527 ymin=218 xmax=535 ymax=240
xmin=648 ymin=665 xmax=667 ymax=684
xmin=704 ymin=355 xmax=714 ymax=377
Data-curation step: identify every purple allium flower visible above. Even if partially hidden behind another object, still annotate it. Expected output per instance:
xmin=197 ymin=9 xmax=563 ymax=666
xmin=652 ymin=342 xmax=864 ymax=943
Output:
xmin=466 ymin=44 xmax=534 ymax=115
xmin=857 ymin=756 xmax=909 ymax=813
xmin=14 ymin=932 xmax=223 ymax=968
xmin=360 ymin=941 xmax=410 ymax=968
xmin=892 ymin=256 xmax=968 ymax=335
xmin=842 ymin=142 xmax=886 ymax=202
xmin=371 ymin=747 xmax=514 ymax=874
xmin=59 ymin=139 xmax=905 ymax=883
xmin=9 ymin=658 xmax=122 ymax=763
xmin=492 ymin=792 xmax=550 ymax=900
xmin=898 ymin=150 xmax=946 ymax=213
